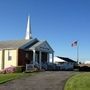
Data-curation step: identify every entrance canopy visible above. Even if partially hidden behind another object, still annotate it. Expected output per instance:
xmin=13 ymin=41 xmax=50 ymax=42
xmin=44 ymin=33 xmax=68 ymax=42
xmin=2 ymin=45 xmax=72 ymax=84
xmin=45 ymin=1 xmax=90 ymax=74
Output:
xmin=29 ymin=41 xmax=54 ymax=53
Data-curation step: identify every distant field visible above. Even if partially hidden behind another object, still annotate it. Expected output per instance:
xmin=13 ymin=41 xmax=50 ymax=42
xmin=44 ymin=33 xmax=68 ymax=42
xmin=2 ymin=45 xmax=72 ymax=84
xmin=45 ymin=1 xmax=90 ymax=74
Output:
xmin=64 ymin=72 xmax=90 ymax=90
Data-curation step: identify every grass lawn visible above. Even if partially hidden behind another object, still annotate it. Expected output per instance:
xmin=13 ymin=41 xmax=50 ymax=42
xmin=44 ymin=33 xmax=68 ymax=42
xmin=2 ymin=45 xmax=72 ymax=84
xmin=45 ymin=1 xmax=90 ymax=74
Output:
xmin=64 ymin=72 xmax=90 ymax=90
xmin=0 ymin=72 xmax=34 ymax=84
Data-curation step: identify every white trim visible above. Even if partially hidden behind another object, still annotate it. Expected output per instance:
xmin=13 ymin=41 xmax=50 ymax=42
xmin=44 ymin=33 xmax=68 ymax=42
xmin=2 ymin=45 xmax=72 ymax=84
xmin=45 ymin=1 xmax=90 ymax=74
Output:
xmin=33 ymin=50 xmax=35 ymax=66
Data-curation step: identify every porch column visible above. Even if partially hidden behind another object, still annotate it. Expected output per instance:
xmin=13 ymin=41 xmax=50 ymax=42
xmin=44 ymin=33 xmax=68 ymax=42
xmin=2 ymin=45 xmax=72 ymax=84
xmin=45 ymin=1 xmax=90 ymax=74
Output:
xmin=39 ymin=51 xmax=42 ymax=70
xmin=33 ymin=50 xmax=35 ymax=66
xmin=47 ymin=53 xmax=49 ymax=63
xmin=52 ymin=52 xmax=54 ymax=63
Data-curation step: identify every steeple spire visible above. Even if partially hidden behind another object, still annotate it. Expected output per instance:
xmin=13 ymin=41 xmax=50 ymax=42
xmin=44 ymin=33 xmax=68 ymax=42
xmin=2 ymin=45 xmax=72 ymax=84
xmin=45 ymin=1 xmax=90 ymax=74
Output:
xmin=25 ymin=16 xmax=32 ymax=40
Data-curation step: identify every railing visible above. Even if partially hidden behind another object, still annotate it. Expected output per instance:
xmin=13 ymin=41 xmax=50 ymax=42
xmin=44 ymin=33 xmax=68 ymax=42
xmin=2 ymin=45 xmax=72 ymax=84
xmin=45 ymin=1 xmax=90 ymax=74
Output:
xmin=26 ymin=64 xmax=34 ymax=71
xmin=34 ymin=61 xmax=40 ymax=69
xmin=26 ymin=62 xmax=49 ymax=71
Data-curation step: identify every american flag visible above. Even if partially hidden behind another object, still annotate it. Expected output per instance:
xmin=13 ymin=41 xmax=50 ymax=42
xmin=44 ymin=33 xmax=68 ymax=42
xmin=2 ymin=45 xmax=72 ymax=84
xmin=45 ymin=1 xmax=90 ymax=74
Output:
xmin=71 ymin=41 xmax=78 ymax=47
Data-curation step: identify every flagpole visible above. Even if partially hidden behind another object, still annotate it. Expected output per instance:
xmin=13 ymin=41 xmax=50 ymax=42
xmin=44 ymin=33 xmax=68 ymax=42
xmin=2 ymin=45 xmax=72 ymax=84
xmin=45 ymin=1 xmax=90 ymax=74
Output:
xmin=71 ymin=40 xmax=79 ymax=64
xmin=77 ymin=41 xmax=79 ymax=65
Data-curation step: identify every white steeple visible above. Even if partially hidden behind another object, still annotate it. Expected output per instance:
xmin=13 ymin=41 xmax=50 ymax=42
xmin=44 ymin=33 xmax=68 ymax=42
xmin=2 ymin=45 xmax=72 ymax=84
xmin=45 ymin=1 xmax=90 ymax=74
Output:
xmin=25 ymin=16 xmax=32 ymax=40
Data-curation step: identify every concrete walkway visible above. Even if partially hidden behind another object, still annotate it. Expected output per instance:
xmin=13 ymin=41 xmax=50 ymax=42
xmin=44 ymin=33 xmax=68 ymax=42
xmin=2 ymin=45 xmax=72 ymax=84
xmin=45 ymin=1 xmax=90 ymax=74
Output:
xmin=0 ymin=71 xmax=74 ymax=90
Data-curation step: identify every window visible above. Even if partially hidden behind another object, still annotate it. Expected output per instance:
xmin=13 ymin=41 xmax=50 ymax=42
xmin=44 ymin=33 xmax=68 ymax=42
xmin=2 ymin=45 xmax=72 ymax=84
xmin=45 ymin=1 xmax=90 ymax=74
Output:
xmin=8 ymin=56 xmax=12 ymax=60
xmin=8 ymin=50 xmax=12 ymax=61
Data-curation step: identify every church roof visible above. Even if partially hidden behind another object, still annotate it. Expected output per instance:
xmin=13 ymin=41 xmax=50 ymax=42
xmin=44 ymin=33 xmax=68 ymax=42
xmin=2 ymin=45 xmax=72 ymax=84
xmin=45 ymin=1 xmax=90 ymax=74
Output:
xmin=57 ymin=56 xmax=77 ymax=63
xmin=29 ymin=41 xmax=44 ymax=50
xmin=0 ymin=38 xmax=38 ymax=49
xmin=0 ymin=38 xmax=53 ymax=53
xmin=29 ymin=41 xmax=54 ymax=52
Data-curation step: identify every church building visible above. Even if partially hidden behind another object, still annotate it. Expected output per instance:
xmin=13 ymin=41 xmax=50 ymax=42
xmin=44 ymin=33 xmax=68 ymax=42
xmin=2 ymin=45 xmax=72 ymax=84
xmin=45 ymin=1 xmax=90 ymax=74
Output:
xmin=0 ymin=16 xmax=54 ymax=70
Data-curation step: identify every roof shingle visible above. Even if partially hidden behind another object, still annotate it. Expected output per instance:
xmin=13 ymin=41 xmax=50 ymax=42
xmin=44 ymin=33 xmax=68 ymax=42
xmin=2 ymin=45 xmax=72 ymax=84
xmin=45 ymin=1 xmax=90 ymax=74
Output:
xmin=0 ymin=39 xmax=33 ymax=49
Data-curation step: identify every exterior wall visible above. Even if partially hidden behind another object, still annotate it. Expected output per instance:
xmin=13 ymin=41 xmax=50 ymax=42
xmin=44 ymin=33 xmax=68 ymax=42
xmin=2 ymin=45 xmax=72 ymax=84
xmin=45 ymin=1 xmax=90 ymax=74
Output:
xmin=18 ymin=49 xmax=33 ymax=66
xmin=4 ymin=49 xmax=18 ymax=68
xmin=18 ymin=49 xmax=26 ymax=66
xmin=26 ymin=51 xmax=33 ymax=64
xmin=18 ymin=50 xmax=48 ymax=66
xmin=0 ymin=50 xmax=3 ymax=70
xmin=0 ymin=49 xmax=49 ymax=69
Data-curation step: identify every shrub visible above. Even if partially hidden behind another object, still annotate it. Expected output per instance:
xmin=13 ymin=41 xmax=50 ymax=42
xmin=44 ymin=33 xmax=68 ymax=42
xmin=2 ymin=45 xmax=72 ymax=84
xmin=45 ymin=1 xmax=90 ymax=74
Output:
xmin=79 ymin=66 xmax=90 ymax=71
xmin=15 ymin=66 xmax=25 ymax=73
xmin=0 ymin=66 xmax=25 ymax=74
xmin=5 ymin=66 xmax=16 ymax=73
xmin=0 ymin=66 xmax=16 ymax=74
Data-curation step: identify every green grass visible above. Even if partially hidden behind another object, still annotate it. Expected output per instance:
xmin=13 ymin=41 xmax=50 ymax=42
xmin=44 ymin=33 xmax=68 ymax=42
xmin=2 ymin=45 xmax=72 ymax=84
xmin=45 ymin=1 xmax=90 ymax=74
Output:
xmin=64 ymin=72 xmax=90 ymax=90
xmin=0 ymin=72 xmax=34 ymax=84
